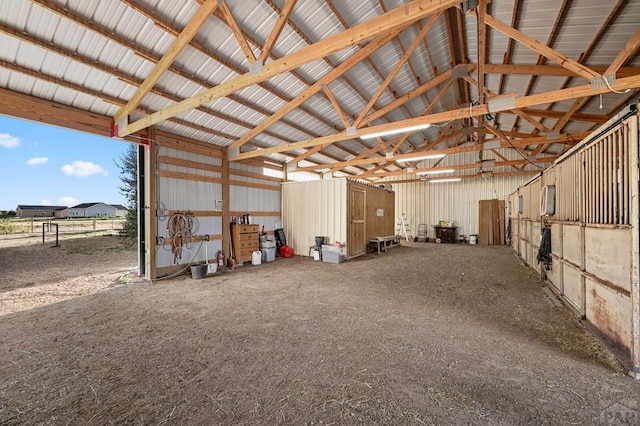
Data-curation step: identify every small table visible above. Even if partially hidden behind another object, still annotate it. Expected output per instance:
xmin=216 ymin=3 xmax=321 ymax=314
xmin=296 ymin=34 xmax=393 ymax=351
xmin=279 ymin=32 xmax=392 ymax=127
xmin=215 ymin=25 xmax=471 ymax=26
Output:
xmin=433 ymin=226 xmax=457 ymax=244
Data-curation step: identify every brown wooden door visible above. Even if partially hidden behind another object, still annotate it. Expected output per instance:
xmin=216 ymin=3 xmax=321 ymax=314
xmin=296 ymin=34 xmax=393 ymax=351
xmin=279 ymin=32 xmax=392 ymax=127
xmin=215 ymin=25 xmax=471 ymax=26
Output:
xmin=478 ymin=199 xmax=505 ymax=245
xmin=348 ymin=187 xmax=366 ymax=257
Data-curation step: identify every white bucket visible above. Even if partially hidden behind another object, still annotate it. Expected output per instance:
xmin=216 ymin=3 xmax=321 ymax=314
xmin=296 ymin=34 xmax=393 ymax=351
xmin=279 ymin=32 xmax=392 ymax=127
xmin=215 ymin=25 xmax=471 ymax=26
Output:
xmin=251 ymin=251 xmax=262 ymax=265
xmin=469 ymin=234 xmax=478 ymax=245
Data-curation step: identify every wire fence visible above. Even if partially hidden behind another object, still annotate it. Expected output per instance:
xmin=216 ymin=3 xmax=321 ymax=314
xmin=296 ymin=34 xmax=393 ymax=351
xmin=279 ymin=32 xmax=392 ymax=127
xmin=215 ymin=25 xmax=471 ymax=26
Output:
xmin=2 ymin=217 xmax=125 ymax=236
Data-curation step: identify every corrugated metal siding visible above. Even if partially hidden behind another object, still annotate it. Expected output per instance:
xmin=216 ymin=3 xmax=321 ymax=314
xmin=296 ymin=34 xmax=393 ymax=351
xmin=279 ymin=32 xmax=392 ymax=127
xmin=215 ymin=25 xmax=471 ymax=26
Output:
xmin=230 ymin=162 xmax=282 ymax=233
xmin=155 ymin=145 xmax=224 ymax=268
xmin=392 ymin=175 xmax=530 ymax=240
xmin=281 ymin=179 xmax=347 ymax=256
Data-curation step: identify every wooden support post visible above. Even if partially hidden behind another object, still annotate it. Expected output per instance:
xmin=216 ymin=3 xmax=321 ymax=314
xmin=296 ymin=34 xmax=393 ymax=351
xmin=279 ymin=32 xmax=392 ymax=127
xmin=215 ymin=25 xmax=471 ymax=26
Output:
xmin=147 ymin=129 xmax=157 ymax=280
xmin=222 ymin=150 xmax=231 ymax=264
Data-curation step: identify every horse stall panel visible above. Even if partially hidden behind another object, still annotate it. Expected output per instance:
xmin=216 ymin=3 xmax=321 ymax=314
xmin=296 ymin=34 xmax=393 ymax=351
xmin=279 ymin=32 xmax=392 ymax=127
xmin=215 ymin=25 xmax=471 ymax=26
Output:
xmin=562 ymin=224 xmax=582 ymax=268
xmin=586 ymin=278 xmax=633 ymax=359
xmin=528 ymin=179 xmax=541 ymax=220
xmin=563 ymin=263 xmax=583 ymax=312
xmin=511 ymin=219 xmax=519 ymax=251
xmin=546 ymin=255 xmax=562 ymax=293
xmin=521 ymin=185 xmax=532 ymax=219
xmin=547 ymin=223 xmax=564 ymax=293
xmin=518 ymin=221 xmax=528 ymax=262
xmin=508 ymin=104 xmax=640 ymax=375
xmin=550 ymin=223 xmax=563 ymax=258
xmin=531 ymin=221 xmax=541 ymax=267
xmin=525 ymin=221 xmax=534 ymax=267
xmin=584 ymin=227 xmax=631 ymax=292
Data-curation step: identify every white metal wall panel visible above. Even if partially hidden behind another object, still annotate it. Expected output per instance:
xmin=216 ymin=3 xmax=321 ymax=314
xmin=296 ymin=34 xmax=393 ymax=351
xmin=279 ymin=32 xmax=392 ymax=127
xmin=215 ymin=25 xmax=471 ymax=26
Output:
xmin=281 ymin=179 xmax=347 ymax=257
xmin=155 ymin=146 xmax=224 ymax=269
xmin=563 ymin=263 xmax=583 ymax=312
xmin=392 ymin=175 xmax=529 ymax=240
xmin=230 ymin=162 xmax=282 ymax=234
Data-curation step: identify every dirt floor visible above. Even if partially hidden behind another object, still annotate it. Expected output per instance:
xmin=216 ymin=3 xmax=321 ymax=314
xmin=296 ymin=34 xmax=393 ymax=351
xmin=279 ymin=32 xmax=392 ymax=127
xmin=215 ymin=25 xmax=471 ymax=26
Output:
xmin=1 ymin=237 xmax=640 ymax=425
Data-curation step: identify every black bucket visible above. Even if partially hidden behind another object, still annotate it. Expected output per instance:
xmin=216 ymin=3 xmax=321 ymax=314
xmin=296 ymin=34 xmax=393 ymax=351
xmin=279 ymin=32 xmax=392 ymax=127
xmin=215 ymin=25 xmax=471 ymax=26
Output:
xmin=315 ymin=236 xmax=325 ymax=248
xmin=190 ymin=264 xmax=208 ymax=279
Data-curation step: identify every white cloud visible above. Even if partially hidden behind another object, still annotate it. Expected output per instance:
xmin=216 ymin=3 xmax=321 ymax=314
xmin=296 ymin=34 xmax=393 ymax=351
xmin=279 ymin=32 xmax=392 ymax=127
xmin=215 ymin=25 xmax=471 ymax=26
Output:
xmin=41 ymin=199 xmax=52 ymax=206
xmin=61 ymin=160 xmax=108 ymax=177
xmin=0 ymin=133 xmax=20 ymax=148
xmin=58 ymin=196 xmax=79 ymax=206
xmin=26 ymin=157 xmax=48 ymax=166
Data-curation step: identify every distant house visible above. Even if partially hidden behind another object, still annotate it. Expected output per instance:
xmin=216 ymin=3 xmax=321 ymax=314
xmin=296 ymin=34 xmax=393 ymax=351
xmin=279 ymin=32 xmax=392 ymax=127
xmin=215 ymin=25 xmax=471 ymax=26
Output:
xmin=16 ymin=205 xmax=68 ymax=218
xmin=67 ymin=202 xmax=128 ymax=218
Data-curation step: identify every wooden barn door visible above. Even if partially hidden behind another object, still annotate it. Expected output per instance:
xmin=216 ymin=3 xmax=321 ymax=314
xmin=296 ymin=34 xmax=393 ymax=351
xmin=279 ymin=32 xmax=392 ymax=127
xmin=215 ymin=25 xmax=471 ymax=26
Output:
xmin=478 ymin=199 xmax=505 ymax=245
xmin=348 ymin=186 xmax=366 ymax=257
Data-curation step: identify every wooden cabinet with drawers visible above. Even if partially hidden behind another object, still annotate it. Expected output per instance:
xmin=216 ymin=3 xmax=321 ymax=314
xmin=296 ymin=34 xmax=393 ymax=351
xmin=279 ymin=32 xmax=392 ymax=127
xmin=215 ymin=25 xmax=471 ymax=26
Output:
xmin=231 ymin=223 xmax=259 ymax=264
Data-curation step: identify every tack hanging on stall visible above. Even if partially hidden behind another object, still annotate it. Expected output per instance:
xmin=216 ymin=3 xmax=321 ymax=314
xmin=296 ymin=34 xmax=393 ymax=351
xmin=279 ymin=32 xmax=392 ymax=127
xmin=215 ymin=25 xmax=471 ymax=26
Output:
xmin=537 ymin=227 xmax=552 ymax=270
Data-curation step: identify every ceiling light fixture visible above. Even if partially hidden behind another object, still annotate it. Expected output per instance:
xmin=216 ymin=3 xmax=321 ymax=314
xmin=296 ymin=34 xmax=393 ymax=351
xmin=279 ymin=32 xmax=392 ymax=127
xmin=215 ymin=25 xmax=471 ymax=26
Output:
xmin=429 ymin=178 xmax=462 ymax=183
xmin=360 ymin=123 xmax=431 ymax=140
xmin=416 ymin=169 xmax=455 ymax=176
xmin=396 ymin=153 xmax=445 ymax=163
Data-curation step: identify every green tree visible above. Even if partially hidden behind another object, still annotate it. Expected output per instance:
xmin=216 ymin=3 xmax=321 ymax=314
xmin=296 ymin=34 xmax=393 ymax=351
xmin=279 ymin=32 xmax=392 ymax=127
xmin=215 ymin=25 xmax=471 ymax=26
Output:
xmin=116 ymin=144 xmax=138 ymax=247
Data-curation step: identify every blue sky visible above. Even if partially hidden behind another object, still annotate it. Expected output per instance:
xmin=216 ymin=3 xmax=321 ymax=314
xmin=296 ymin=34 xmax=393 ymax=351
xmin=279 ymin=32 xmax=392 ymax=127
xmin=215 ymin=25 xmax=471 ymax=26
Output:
xmin=0 ymin=115 xmax=130 ymax=211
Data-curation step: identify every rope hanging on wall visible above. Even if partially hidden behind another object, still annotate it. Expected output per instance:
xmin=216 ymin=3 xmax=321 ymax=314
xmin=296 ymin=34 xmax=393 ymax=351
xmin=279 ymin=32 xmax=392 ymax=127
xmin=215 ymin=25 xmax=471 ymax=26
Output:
xmin=167 ymin=212 xmax=199 ymax=264
xmin=537 ymin=227 xmax=552 ymax=271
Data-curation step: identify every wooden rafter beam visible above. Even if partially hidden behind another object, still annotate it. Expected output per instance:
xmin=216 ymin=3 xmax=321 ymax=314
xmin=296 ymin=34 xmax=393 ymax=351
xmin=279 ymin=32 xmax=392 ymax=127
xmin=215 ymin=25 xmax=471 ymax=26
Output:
xmin=353 ymin=12 xmax=441 ymax=128
xmin=297 ymin=139 xmax=560 ymax=172
xmin=483 ymin=64 xmax=640 ymax=78
xmin=383 ymin=169 xmax=541 ymax=184
xmin=120 ymin=0 xmax=462 ymax=137
xmin=228 ymin=25 xmax=405 ymax=150
xmin=463 ymin=76 xmax=550 ymax=133
xmin=322 ymin=85 xmax=351 ymax=130
xmin=522 ymin=1 xmax=627 ymax=136
xmin=258 ymin=0 xmax=297 ymax=63
xmin=509 ymin=0 xmax=569 ymax=133
xmin=516 ymin=108 xmax=607 ymax=123
xmin=474 ymin=12 xmax=599 ymax=81
xmin=477 ymin=0 xmax=487 ymax=105
xmin=219 ymin=0 xmax=257 ymax=63
xmin=327 ymin=80 xmax=456 ymax=176
xmin=355 ymin=157 xmax=556 ymax=179
xmin=532 ymin=97 xmax=590 ymax=155
xmin=28 ymin=1 xmax=326 ymax=148
xmin=363 ymin=67 xmax=462 ymax=126
xmin=231 ymin=73 xmax=640 ymax=161
xmin=605 ymin=27 xmax=640 ymax=75
xmin=113 ymin=0 xmax=219 ymax=124
xmin=497 ymin=0 xmax=521 ymax=96
xmin=295 ymin=129 xmax=579 ymax=173
xmin=444 ymin=8 xmax=464 ymax=107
